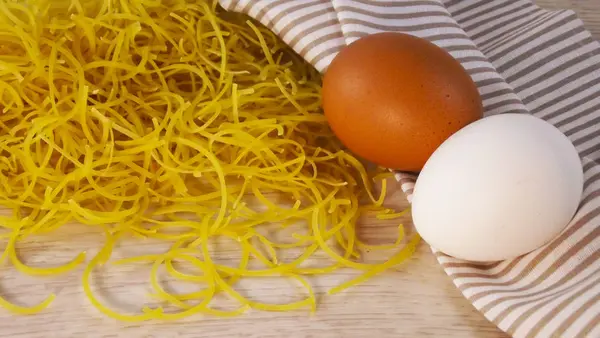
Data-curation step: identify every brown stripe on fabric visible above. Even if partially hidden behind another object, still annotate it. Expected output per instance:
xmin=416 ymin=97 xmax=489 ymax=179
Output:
xmin=450 ymin=0 xmax=490 ymax=18
xmin=554 ymin=294 xmax=600 ymax=337
xmin=345 ymin=30 xmax=369 ymax=40
xmin=484 ymin=12 xmax=580 ymax=59
xmin=461 ymin=197 xmax=600 ymax=296
xmin=553 ymin=290 xmax=600 ymax=337
xmin=579 ymin=140 xmax=600 ymax=160
xmin=470 ymin=7 xmax=546 ymax=42
xmin=521 ymin=274 xmax=600 ymax=338
xmin=469 ymin=211 xmax=600 ymax=305
xmin=584 ymin=160 xmax=598 ymax=173
xmin=254 ymin=0 xmax=286 ymax=23
xmin=336 ymin=6 xmax=447 ymax=20
xmin=522 ymin=63 xmax=600 ymax=106
xmin=505 ymin=36 xmax=595 ymax=84
xmin=441 ymin=260 xmax=504 ymax=270
xmin=481 ymin=88 xmax=514 ymax=102
xmin=506 ymin=274 xmax=600 ymax=336
xmin=239 ymin=0 xmax=254 ymax=14
xmin=487 ymin=250 xmax=600 ymax=322
xmin=466 ymin=66 xmax=497 ymax=75
xmin=582 ymin=160 xmax=598 ymax=176
xmin=573 ymin=123 xmax=600 ymax=147
xmin=297 ymin=31 xmax=345 ymax=59
xmin=545 ymin=93 xmax=600 ymax=127
xmin=220 ymin=0 xmax=240 ymax=11
xmin=231 ymin=0 xmax=245 ymax=11
xmin=452 ymin=256 xmax=525 ymax=281
xmin=462 ymin=2 xmax=535 ymax=33
xmin=443 ymin=0 xmax=466 ymax=8
xmin=309 ymin=45 xmax=345 ymax=70
xmin=565 ymin=113 xmax=600 ymax=138
xmin=498 ymin=25 xmax=588 ymax=75
xmin=278 ymin=7 xmax=335 ymax=38
xmin=268 ymin=0 xmax=326 ymax=28
xmin=582 ymin=179 xmax=600 ymax=201
xmin=479 ymin=13 xmax=556 ymax=59
xmin=517 ymin=278 xmax=600 ymax=337
xmin=443 ymin=44 xmax=480 ymax=53
xmin=577 ymin=309 xmax=600 ymax=338
xmin=579 ymin=189 xmax=600 ymax=208
xmin=474 ymin=77 xmax=505 ymax=88
xmin=531 ymin=74 xmax=600 ymax=116
xmin=482 ymin=98 xmax=523 ymax=112
xmin=456 ymin=55 xmax=489 ymax=64
xmin=480 ymin=10 xmax=556 ymax=54
xmin=347 ymin=0 xmax=441 ymax=8
xmin=338 ymin=18 xmax=459 ymax=33
xmin=287 ymin=18 xmax=341 ymax=49
xmin=514 ymin=49 xmax=599 ymax=99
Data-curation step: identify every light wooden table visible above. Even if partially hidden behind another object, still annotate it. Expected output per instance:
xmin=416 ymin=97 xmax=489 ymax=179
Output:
xmin=1 ymin=1 xmax=598 ymax=338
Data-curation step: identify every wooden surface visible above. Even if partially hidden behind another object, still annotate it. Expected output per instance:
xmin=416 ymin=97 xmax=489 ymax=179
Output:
xmin=540 ymin=0 xmax=600 ymax=39
xmin=1 ymin=1 xmax=599 ymax=338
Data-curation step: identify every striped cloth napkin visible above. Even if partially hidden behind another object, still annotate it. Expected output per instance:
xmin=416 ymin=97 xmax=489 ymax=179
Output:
xmin=218 ymin=1 xmax=600 ymax=337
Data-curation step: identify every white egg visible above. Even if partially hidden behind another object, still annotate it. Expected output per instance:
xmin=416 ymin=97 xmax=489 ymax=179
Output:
xmin=411 ymin=113 xmax=584 ymax=262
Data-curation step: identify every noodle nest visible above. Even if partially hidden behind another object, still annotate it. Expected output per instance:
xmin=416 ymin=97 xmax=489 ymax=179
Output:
xmin=0 ymin=0 xmax=419 ymax=320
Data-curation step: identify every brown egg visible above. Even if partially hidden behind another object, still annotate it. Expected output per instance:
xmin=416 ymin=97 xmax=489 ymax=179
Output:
xmin=322 ymin=32 xmax=483 ymax=172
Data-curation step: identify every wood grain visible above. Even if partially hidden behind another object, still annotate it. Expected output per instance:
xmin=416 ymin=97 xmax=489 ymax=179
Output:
xmin=1 ymin=1 xmax=598 ymax=338
xmin=537 ymin=0 xmax=600 ymax=38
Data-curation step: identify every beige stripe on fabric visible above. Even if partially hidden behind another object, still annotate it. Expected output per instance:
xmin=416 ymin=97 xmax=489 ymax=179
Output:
xmin=218 ymin=0 xmax=600 ymax=337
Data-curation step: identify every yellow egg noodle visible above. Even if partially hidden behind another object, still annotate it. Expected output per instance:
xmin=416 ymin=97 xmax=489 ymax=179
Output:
xmin=0 ymin=0 xmax=419 ymax=320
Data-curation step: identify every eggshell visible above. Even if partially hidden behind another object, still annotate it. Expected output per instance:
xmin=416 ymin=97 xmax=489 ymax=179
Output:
xmin=411 ymin=113 xmax=584 ymax=262
xmin=322 ymin=32 xmax=482 ymax=172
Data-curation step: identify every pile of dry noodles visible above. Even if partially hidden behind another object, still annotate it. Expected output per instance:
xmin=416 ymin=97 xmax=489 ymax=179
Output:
xmin=0 ymin=0 xmax=419 ymax=320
